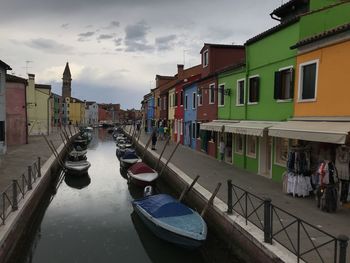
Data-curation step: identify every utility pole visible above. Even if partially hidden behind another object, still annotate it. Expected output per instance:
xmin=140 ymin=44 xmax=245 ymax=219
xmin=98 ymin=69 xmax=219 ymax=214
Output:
xmin=23 ymin=60 xmax=33 ymax=74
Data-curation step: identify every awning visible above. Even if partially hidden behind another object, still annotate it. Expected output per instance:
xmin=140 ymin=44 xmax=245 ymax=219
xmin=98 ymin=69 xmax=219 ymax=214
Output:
xmin=200 ymin=121 xmax=228 ymax=132
xmin=225 ymin=121 xmax=277 ymax=137
xmin=268 ymin=121 xmax=350 ymax=144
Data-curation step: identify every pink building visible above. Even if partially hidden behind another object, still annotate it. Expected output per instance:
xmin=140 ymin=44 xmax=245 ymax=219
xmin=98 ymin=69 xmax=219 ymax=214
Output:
xmin=6 ymin=74 xmax=28 ymax=145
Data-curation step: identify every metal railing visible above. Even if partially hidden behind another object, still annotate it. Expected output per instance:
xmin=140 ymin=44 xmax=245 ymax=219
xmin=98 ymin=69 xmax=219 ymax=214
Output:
xmin=0 ymin=157 xmax=41 ymax=225
xmin=227 ymin=180 xmax=349 ymax=263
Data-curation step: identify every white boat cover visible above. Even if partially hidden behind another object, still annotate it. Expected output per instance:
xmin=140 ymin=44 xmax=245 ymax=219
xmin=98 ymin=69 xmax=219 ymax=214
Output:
xmin=268 ymin=121 xmax=350 ymax=144
xmin=225 ymin=121 xmax=277 ymax=137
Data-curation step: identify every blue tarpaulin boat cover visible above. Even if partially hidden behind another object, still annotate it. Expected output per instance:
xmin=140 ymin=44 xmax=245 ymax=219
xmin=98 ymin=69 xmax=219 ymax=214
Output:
xmin=122 ymin=149 xmax=137 ymax=159
xmin=134 ymin=194 xmax=193 ymax=218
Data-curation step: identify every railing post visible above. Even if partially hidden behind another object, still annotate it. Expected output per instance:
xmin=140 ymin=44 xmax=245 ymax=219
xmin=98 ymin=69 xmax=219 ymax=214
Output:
xmin=227 ymin=180 xmax=233 ymax=214
xmin=12 ymin=180 xmax=18 ymax=211
xmin=338 ymin=235 xmax=349 ymax=263
xmin=27 ymin=166 xmax=33 ymax=190
xmin=264 ymin=198 xmax=272 ymax=244
xmin=37 ymin=157 xmax=41 ymax=177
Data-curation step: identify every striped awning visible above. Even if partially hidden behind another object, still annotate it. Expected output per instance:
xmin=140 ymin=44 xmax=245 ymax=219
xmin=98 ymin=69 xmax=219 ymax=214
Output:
xmin=200 ymin=121 xmax=228 ymax=132
xmin=268 ymin=121 xmax=350 ymax=144
xmin=225 ymin=121 xmax=277 ymax=137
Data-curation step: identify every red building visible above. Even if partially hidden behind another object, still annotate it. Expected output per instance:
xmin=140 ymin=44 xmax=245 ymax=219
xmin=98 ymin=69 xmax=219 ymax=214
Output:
xmin=5 ymin=74 xmax=28 ymax=145
xmin=196 ymin=44 xmax=245 ymax=157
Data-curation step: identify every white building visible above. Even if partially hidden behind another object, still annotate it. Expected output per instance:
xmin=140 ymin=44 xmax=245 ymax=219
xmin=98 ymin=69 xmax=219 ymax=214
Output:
xmin=0 ymin=60 xmax=12 ymax=154
xmin=85 ymin=101 xmax=98 ymax=126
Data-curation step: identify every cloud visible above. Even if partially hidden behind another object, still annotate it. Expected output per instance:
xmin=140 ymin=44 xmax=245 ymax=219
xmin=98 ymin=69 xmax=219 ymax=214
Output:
xmin=124 ymin=21 xmax=154 ymax=52
xmin=114 ymin=38 xmax=123 ymax=46
xmin=23 ymin=38 xmax=73 ymax=54
xmin=61 ymin=23 xmax=69 ymax=29
xmin=104 ymin=20 xmax=120 ymax=29
xmin=155 ymin=34 xmax=177 ymax=51
xmin=77 ymin=31 xmax=95 ymax=41
xmin=97 ymin=34 xmax=114 ymax=41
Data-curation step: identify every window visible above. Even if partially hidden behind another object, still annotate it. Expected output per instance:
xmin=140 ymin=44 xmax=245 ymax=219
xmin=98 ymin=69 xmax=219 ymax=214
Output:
xmin=185 ymin=95 xmax=188 ymax=110
xmin=0 ymin=121 xmax=4 ymax=141
xmin=209 ymin=83 xmax=215 ymax=104
xmin=192 ymin=92 xmax=196 ymax=109
xmin=236 ymin=79 xmax=245 ymax=106
xmin=298 ymin=60 xmax=318 ymax=101
xmin=246 ymin=135 xmax=257 ymax=158
xmin=275 ymin=138 xmax=289 ymax=166
xmin=163 ymin=97 xmax=167 ymax=110
xmin=180 ymin=91 xmax=183 ymax=106
xmin=198 ymin=88 xmax=203 ymax=106
xmin=169 ymin=94 xmax=172 ymax=107
xmin=157 ymin=97 xmax=160 ymax=107
xmin=248 ymin=76 xmax=259 ymax=103
xmin=196 ymin=123 xmax=201 ymax=139
xmin=235 ymin=134 xmax=244 ymax=154
xmin=203 ymin=50 xmax=209 ymax=67
xmin=192 ymin=122 xmax=196 ymax=139
xmin=274 ymin=67 xmax=294 ymax=100
xmin=218 ymin=84 xmax=225 ymax=106
xmin=174 ymin=92 xmax=178 ymax=107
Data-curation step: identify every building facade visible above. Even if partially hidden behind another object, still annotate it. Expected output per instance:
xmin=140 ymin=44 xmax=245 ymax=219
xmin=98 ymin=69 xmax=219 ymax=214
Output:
xmin=0 ymin=60 xmax=11 ymax=154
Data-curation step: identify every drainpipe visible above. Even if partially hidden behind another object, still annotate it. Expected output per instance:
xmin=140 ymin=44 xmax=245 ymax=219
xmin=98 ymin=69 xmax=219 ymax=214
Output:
xmin=24 ymin=81 xmax=28 ymax=144
xmin=244 ymin=45 xmax=249 ymax=169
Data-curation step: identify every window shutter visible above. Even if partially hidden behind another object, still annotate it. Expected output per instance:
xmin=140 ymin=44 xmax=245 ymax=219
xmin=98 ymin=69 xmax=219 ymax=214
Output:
xmin=256 ymin=78 xmax=260 ymax=102
xmin=274 ymin=71 xmax=281 ymax=100
xmin=289 ymin=68 xmax=295 ymax=99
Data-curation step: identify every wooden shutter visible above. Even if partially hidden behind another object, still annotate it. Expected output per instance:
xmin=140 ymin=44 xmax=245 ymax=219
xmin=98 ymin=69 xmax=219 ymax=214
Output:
xmin=289 ymin=68 xmax=295 ymax=99
xmin=274 ymin=71 xmax=281 ymax=100
xmin=255 ymin=77 xmax=260 ymax=102
xmin=0 ymin=121 xmax=4 ymax=141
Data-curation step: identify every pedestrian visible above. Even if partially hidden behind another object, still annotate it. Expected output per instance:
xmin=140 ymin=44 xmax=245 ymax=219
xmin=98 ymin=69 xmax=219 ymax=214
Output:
xmin=219 ymin=137 xmax=225 ymax=162
xmin=158 ymin=125 xmax=164 ymax=140
xmin=151 ymin=129 xmax=158 ymax=150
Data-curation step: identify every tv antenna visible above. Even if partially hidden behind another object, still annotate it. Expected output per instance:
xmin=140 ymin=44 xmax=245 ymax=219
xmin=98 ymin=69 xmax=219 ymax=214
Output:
xmin=23 ymin=60 xmax=33 ymax=74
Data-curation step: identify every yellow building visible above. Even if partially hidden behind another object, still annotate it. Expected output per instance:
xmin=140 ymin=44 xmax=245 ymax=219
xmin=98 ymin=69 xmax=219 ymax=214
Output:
xmin=27 ymin=74 xmax=52 ymax=135
xmin=69 ymin=98 xmax=86 ymax=125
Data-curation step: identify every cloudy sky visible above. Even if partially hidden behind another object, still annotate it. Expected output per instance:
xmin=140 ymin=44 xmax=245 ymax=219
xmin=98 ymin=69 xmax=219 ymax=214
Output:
xmin=0 ymin=0 xmax=281 ymax=109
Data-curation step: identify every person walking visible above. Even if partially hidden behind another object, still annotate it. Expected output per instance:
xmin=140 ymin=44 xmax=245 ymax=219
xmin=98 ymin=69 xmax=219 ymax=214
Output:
xmin=151 ymin=129 xmax=158 ymax=150
xmin=219 ymin=137 xmax=225 ymax=162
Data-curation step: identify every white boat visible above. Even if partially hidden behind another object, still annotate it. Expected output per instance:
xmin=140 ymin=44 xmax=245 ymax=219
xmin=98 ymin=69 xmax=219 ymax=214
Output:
xmin=127 ymin=162 xmax=158 ymax=187
xmin=64 ymin=160 xmax=91 ymax=175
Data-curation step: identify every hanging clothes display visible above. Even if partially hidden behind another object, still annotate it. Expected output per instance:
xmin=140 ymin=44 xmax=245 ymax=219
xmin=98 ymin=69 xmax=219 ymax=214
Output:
xmin=335 ymin=145 xmax=350 ymax=203
xmin=285 ymin=147 xmax=313 ymax=197
xmin=315 ymin=160 xmax=339 ymax=212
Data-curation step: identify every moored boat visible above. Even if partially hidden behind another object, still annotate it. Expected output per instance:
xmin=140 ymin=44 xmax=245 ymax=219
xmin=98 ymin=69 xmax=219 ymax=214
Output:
xmin=64 ymin=160 xmax=91 ymax=175
xmin=132 ymin=194 xmax=207 ymax=249
xmin=120 ymin=149 xmax=140 ymax=168
xmin=127 ymin=162 xmax=158 ymax=187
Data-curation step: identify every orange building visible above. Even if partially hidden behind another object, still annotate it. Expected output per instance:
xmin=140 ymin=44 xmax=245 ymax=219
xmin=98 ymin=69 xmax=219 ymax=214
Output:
xmin=293 ymin=23 xmax=350 ymax=118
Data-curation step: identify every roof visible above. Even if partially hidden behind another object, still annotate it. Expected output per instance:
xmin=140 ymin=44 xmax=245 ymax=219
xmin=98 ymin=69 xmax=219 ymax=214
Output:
xmin=291 ymin=22 xmax=350 ymax=49
xmin=35 ymin=84 xmax=51 ymax=90
xmin=155 ymin=75 xmax=176 ymax=80
xmin=51 ymin=92 xmax=61 ymax=98
xmin=215 ymin=62 xmax=246 ymax=75
xmin=63 ymin=62 xmax=71 ymax=78
xmin=85 ymin=101 xmax=97 ymax=105
xmin=0 ymin=60 xmax=12 ymax=70
xmin=71 ymin=97 xmax=84 ymax=103
xmin=245 ymin=17 xmax=299 ymax=45
xmin=270 ymin=0 xmax=308 ymax=18
xmin=200 ymin=43 xmax=244 ymax=53
xmin=6 ymin=74 xmax=27 ymax=84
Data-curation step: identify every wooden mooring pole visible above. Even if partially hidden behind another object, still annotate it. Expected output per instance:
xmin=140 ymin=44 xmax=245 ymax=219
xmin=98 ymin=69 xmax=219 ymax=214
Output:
xmin=159 ymin=141 xmax=180 ymax=177
xmin=201 ymin=183 xmax=222 ymax=217
xmin=178 ymin=175 xmax=200 ymax=202
xmin=155 ymin=136 xmax=171 ymax=170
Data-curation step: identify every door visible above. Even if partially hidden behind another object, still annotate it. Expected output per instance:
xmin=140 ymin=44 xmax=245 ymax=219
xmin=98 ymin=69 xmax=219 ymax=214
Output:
xmin=177 ymin=120 xmax=181 ymax=142
xmin=225 ymin=133 xmax=233 ymax=163
xmin=259 ymin=134 xmax=272 ymax=178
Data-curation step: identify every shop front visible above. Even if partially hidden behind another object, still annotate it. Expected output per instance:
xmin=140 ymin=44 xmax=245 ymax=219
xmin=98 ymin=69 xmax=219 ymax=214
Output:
xmin=200 ymin=121 xmax=229 ymax=158
xmin=269 ymin=120 xmax=350 ymax=211
xmin=225 ymin=121 xmax=277 ymax=176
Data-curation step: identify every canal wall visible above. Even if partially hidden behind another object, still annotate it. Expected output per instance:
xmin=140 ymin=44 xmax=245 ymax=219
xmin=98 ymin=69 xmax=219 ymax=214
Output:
xmin=0 ymin=135 xmax=75 ymax=263
xmin=128 ymin=132 xmax=299 ymax=263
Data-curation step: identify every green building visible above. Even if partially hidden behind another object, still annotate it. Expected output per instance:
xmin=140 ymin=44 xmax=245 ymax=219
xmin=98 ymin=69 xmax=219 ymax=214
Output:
xmin=215 ymin=0 xmax=350 ymax=182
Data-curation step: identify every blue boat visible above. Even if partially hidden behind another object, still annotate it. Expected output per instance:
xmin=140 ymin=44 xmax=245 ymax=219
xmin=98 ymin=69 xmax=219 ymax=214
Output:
xmin=120 ymin=148 xmax=140 ymax=167
xmin=132 ymin=194 xmax=207 ymax=249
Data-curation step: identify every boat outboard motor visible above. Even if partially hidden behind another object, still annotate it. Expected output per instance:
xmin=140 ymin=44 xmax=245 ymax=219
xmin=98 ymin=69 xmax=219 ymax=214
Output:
xmin=143 ymin=186 xmax=153 ymax=197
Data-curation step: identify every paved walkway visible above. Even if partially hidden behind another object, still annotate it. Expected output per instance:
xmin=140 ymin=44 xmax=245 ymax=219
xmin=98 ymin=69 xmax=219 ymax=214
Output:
xmin=133 ymin=129 xmax=350 ymax=240
xmin=0 ymin=129 xmax=66 ymax=193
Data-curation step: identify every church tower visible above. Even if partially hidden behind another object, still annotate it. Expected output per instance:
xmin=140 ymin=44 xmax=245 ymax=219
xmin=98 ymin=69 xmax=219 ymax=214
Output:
xmin=62 ymin=62 xmax=72 ymax=99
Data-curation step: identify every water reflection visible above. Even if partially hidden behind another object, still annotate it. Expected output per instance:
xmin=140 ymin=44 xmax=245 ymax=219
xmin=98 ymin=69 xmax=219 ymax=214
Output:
xmin=18 ymin=128 xmax=206 ymax=263
xmin=64 ymin=174 xmax=91 ymax=190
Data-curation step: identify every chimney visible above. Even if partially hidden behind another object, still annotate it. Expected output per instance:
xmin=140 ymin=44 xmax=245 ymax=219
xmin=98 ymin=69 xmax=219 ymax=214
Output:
xmin=27 ymin=74 xmax=36 ymax=104
xmin=177 ymin=64 xmax=184 ymax=80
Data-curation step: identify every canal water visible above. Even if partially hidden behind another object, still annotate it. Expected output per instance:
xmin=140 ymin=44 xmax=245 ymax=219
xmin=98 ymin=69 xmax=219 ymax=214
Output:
xmin=16 ymin=129 xmax=245 ymax=263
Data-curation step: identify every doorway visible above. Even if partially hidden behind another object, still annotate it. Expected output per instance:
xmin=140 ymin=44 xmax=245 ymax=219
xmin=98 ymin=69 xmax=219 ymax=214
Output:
xmin=259 ymin=134 xmax=272 ymax=178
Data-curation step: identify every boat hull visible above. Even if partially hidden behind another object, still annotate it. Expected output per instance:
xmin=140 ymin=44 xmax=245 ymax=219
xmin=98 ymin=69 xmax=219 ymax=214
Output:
xmin=127 ymin=171 xmax=157 ymax=187
xmin=133 ymin=204 xmax=204 ymax=249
